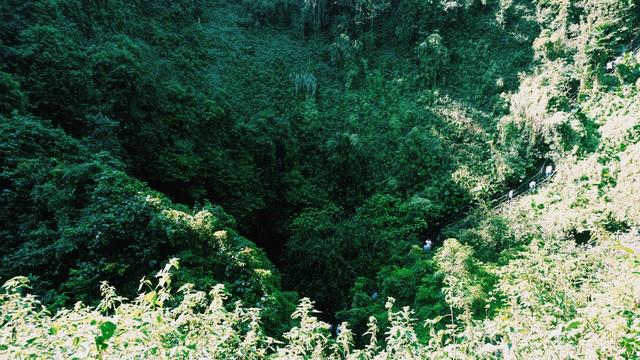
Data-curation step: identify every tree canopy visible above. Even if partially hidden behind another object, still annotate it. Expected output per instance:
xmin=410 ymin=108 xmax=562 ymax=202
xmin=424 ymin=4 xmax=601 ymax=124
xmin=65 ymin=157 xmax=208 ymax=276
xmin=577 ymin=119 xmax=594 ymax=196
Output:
xmin=1 ymin=0 xmax=640 ymax=357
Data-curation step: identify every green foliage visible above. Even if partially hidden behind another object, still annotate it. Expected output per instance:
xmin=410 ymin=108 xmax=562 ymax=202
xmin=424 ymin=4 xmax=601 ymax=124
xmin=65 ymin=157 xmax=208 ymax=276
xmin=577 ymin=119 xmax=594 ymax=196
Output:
xmin=354 ymin=0 xmax=391 ymax=36
xmin=615 ymin=51 xmax=640 ymax=84
xmin=416 ymin=33 xmax=450 ymax=85
xmin=453 ymin=215 xmax=519 ymax=262
xmin=0 ymin=261 xmax=433 ymax=359
xmin=395 ymin=0 xmax=483 ymax=42
xmin=290 ymin=72 xmax=318 ymax=97
xmin=81 ymin=114 xmax=123 ymax=158
xmin=285 ymin=204 xmax=345 ymax=311
xmin=243 ymin=0 xmax=298 ymax=27
xmin=1 ymin=0 xmax=271 ymax=227
xmin=0 ymin=71 xmax=26 ymax=114
xmin=435 ymin=239 xmax=484 ymax=322
xmin=0 ymin=115 xmax=294 ymax=334
xmin=329 ymin=33 xmax=363 ymax=65
xmin=1 ymin=0 xmax=640 ymax=356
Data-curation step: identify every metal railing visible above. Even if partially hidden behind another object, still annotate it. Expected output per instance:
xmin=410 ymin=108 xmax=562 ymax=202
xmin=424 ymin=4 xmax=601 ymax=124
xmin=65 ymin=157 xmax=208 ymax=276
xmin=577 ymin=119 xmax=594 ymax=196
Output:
xmin=426 ymin=162 xmax=558 ymax=245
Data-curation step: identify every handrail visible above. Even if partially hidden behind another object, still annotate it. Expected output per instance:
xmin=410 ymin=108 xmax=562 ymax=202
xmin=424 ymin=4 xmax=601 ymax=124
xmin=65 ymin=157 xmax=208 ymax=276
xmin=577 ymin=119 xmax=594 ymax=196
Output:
xmin=428 ymin=162 xmax=557 ymax=244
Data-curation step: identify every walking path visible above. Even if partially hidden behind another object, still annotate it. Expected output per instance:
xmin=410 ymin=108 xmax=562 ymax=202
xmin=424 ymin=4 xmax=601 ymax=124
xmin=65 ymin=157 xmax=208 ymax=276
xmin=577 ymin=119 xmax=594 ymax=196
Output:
xmin=423 ymin=162 xmax=557 ymax=248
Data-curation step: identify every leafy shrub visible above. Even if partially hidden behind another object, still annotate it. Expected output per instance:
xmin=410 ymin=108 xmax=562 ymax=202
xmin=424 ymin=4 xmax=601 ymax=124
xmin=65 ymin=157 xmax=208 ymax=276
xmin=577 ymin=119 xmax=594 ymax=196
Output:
xmin=615 ymin=51 xmax=640 ymax=84
xmin=0 ymin=115 xmax=292 ymax=329
xmin=0 ymin=71 xmax=26 ymax=114
xmin=290 ymin=72 xmax=318 ymax=96
xmin=243 ymin=0 xmax=298 ymax=27
xmin=330 ymin=33 xmax=363 ymax=65
xmin=416 ymin=33 xmax=450 ymax=85
xmin=0 ymin=261 xmax=427 ymax=359
xmin=435 ymin=239 xmax=484 ymax=322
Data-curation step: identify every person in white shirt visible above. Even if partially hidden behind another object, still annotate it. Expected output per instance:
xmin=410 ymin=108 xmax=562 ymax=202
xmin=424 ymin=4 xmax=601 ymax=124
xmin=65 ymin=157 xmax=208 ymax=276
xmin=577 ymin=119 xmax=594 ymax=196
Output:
xmin=423 ymin=239 xmax=433 ymax=252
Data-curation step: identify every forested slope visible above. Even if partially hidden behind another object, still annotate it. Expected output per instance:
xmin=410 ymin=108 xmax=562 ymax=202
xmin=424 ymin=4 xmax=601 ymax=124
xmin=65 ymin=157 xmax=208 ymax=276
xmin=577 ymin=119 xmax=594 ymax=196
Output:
xmin=0 ymin=114 xmax=297 ymax=335
xmin=1 ymin=0 xmax=640 ymax=358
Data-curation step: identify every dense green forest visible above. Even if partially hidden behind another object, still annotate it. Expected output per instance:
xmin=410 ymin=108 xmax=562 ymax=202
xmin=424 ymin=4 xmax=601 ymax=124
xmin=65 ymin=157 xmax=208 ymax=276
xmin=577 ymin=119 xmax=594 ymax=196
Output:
xmin=1 ymin=0 xmax=640 ymax=358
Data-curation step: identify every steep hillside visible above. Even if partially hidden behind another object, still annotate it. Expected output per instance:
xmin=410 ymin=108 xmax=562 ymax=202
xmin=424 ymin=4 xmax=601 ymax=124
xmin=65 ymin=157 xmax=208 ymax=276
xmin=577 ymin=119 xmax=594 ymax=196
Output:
xmin=0 ymin=0 xmax=543 ymax=317
xmin=435 ymin=89 xmax=640 ymax=357
xmin=0 ymin=114 xmax=297 ymax=335
xmin=1 ymin=0 xmax=640 ymax=358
